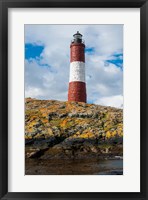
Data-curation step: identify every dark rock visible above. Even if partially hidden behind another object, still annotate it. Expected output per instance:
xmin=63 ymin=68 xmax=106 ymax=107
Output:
xmin=26 ymin=148 xmax=48 ymax=158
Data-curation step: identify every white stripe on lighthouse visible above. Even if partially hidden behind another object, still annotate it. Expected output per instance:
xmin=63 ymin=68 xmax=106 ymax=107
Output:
xmin=69 ymin=61 xmax=85 ymax=82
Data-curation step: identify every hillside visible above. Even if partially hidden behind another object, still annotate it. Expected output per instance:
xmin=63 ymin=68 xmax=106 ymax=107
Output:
xmin=25 ymin=98 xmax=123 ymax=159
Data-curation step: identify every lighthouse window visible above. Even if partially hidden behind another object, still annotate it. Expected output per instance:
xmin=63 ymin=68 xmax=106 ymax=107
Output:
xmin=75 ymin=35 xmax=82 ymax=40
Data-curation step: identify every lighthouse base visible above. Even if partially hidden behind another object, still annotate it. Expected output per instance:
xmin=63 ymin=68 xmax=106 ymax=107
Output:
xmin=68 ymin=81 xmax=87 ymax=103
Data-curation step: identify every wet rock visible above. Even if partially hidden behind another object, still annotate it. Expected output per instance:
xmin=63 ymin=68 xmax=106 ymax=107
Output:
xmin=33 ymin=137 xmax=57 ymax=149
xmin=25 ymin=139 xmax=34 ymax=145
xmin=26 ymin=148 xmax=48 ymax=158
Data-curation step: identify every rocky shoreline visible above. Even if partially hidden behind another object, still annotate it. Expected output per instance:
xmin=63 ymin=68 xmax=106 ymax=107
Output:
xmin=25 ymin=139 xmax=123 ymax=160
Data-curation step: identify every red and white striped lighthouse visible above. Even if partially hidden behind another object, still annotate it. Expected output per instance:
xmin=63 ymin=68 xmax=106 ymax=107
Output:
xmin=68 ymin=31 xmax=87 ymax=103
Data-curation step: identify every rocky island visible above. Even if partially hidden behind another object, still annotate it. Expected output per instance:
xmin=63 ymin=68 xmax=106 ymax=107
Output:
xmin=25 ymin=98 xmax=123 ymax=175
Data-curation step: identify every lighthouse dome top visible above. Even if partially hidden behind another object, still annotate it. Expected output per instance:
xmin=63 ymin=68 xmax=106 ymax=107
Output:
xmin=73 ymin=31 xmax=83 ymax=37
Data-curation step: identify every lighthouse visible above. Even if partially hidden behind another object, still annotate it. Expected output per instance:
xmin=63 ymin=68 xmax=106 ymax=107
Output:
xmin=68 ymin=31 xmax=87 ymax=103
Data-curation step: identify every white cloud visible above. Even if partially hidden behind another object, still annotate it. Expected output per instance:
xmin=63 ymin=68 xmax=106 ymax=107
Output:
xmin=25 ymin=59 xmax=68 ymax=100
xmin=94 ymin=95 xmax=123 ymax=108
xmin=25 ymin=25 xmax=123 ymax=108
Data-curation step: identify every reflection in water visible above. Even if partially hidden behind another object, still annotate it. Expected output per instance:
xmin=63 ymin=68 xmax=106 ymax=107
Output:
xmin=25 ymin=159 xmax=123 ymax=175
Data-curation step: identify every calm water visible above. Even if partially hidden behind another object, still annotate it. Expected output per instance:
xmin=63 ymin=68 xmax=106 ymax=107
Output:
xmin=25 ymin=158 xmax=123 ymax=175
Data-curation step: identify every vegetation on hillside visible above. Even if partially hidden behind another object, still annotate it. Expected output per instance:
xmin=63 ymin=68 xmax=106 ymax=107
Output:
xmin=25 ymin=98 xmax=123 ymax=159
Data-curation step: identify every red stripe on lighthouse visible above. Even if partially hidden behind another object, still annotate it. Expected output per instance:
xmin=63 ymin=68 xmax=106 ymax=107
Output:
xmin=68 ymin=81 xmax=86 ymax=102
xmin=70 ymin=43 xmax=85 ymax=62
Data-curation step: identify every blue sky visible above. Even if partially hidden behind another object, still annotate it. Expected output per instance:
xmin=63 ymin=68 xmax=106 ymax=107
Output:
xmin=25 ymin=25 xmax=123 ymax=108
xmin=25 ymin=44 xmax=44 ymax=59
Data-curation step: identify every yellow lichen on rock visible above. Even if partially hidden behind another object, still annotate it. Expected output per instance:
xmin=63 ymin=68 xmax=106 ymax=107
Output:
xmin=25 ymin=98 xmax=123 ymax=141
